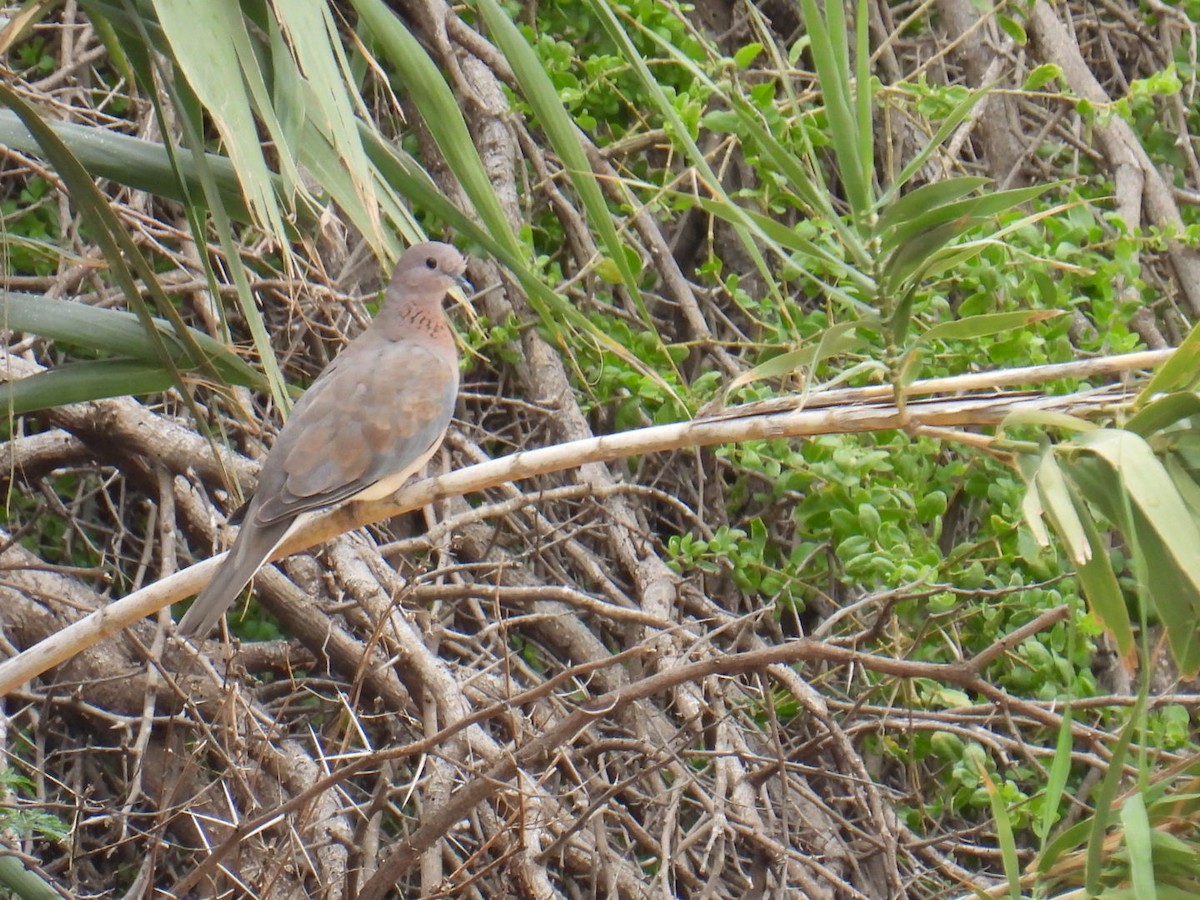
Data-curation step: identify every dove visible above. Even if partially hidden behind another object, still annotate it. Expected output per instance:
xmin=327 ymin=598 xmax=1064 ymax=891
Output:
xmin=178 ymin=241 xmax=468 ymax=637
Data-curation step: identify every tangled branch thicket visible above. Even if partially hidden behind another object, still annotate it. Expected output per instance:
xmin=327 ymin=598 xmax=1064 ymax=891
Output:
xmin=1 ymin=0 xmax=1198 ymax=897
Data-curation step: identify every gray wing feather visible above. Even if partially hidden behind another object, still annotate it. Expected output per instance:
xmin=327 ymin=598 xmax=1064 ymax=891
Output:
xmin=177 ymin=340 xmax=457 ymax=638
xmin=256 ymin=340 xmax=458 ymax=522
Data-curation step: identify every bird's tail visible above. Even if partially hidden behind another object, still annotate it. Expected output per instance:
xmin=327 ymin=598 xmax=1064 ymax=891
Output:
xmin=177 ymin=515 xmax=294 ymax=638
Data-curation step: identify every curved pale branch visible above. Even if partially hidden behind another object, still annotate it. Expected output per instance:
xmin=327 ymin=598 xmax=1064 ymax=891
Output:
xmin=0 ymin=348 xmax=1170 ymax=695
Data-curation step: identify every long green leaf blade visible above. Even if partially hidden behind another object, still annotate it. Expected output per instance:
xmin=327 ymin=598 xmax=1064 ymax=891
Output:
xmin=0 ymin=81 xmax=209 ymax=409
xmin=1076 ymin=430 xmax=1200 ymax=590
xmin=352 ymin=0 xmax=523 ymax=258
xmin=874 ymin=176 xmax=990 ymax=237
xmin=0 ymin=109 xmax=254 ymax=223
xmin=1140 ymin=319 xmax=1200 ymax=399
xmin=723 ymin=322 xmax=869 ymax=399
xmin=1071 ymin=485 xmax=1135 ymax=661
xmin=476 ymin=0 xmax=644 ymax=300
xmin=1085 ymin=690 xmax=1145 ymax=894
xmin=1120 ymin=793 xmax=1156 ymax=900
xmin=1036 ymin=452 xmax=1092 ymax=567
xmin=0 ymin=360 xmax=173 ymax=415
xmin=153 ymin=0 xmax=290 ymax=238
xmin=1037 ymin=704 xmax=1075 ymax=844
xmin=916 ymin=310 xmax=1065 ymax=346
xmin=798 ymin=0 xmax=869 ymax=219
xmin=0 ymin=293 xmax=264 ymax=389
xmin=1125 ymin=393 xmax=1200 ymax=438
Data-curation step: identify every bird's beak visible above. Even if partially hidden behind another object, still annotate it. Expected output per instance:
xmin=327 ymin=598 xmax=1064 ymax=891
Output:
xmin=450 ymin=274 xmax=479 ymax=324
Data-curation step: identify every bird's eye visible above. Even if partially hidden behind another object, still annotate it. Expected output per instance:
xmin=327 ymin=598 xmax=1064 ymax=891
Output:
xmin=425 ymin=257 xmax=438 ymax=270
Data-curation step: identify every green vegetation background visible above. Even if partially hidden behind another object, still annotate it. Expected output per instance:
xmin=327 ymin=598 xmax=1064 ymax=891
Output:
xmin=1 ymin=0 xmax=1198 ymax=896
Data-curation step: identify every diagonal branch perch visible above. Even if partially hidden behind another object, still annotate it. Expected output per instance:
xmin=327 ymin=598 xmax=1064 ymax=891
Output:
xmin=0 ymin=348 xmax=1169 ymax=695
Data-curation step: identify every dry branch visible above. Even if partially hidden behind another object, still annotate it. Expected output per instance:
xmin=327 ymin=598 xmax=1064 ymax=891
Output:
xmin=0 ymin=348 xmax=1168 ymax=695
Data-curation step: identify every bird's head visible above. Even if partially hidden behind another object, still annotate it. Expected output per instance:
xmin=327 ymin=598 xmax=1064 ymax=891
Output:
xmin=389 ymin=241 xmax=471 ymax=299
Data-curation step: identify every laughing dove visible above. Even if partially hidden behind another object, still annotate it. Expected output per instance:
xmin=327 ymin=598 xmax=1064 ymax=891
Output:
xmin=177 ymin=241 xmax=468 ymax=638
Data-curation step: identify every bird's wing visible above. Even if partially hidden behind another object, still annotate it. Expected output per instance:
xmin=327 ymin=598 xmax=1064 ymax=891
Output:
xmin=252 ymin=340 xmax=459 ymax=524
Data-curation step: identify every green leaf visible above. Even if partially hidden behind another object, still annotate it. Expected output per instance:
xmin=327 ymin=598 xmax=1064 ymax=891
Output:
xmin=884 ymin=219 xmax=964 ymax=301
xmin=1038 ymin=815 xmax=1094 ymax=875
xmin=882 ymin=185 xmax=1056 ymax=302
xmin=852 ymin=0 xmax=871 ymax=214
xmin=1075 ymin=430 xmax=1200 ymax=582
xmin=593 ymin=257 xmax=624 ymax=285
xmin=1129 ymin=63 xmax=1181 ymax=98
xmin=997 ymin=15 xmax=1027 ymax=47
xmin=0 ymin=360 xmax=173 ymax=415
xmin=896 ymin=346 xmax=923 ymax=386
xmin=680 ymin=193 xmax=874 ymax=301
xmin=275 ymin=0 xmax=380 ymax=234
xmin=0 ymin=293 xmax=263 ymax=389
xmin=723 ymin=97 xmax=862 ymax=257
xmin=1037 ymin=451 xmax=1091 ymax=567
xmin=880 ymin=87 xmax=988 ymax=203
xmin=723 ymin=322 xmax=868 ymax=399
xmin=874 ymin=176 xmax=989 ymax=238
xmin=1020 ymin=465 xmax=1052 ymax=550
xmin=1140 ymin=319 xmax=1200 ymax=399
xmin=733 ymin=42 xmax=763 ymax=69
xmin=880 ymin=183 xmax=1051 ymax=253
xmin=1164 ymin=456 xmax=1200 ymax=521
xmin=1120 ymin=793 xmax=1156 ymax=900
xmin=154 ymin=0 xmax=292 ymax=239
xmin=699 ymin=109 xmax=741 ymax=133
xmin=1023 ymin=64 xmax=1062 ymax=91
xmin=1126 ymin=392 xmax=1200 ymax=437
xmin=797 ymin=0 xmax=871 ymax=220
xmin=590 ymin=3 xmax=861 ymax=298
xmin=1070 ymin=485 xmax=1134 ymax=661
xmin=0 ymin=80 xmax=215 ymax=418
xmin=474 ymin=0 xmax=677 ymax=391
xmin=979 ymin=764 xmax=1022 ymax=900
xmin=354 ymin=0 xmax=522 ymax=257
xmin=0 ymin=109 xmax=254 ymax=223
xmin=1064 ymin=431 xmax=1200 ymax=672
xmin=0 ymin=850 xmax=65 ymax=899
xmin=1085 ymin=690 xmax=1145 ymax=895
xmin=915 ymin=310 xmax=1065 ymax=346
xmin=476 ymin=0 xmax=643 ymax=294
xmin=1036 ymin=704 xmax=1074 ymax=844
